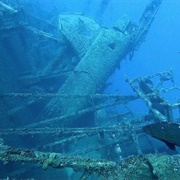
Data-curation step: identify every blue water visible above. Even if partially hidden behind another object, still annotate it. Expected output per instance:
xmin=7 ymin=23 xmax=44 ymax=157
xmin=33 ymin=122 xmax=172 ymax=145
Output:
xmin=1 ymin=0 xmax=180 ymax=179
xmin=105 ymin=0 xmax=180 ymax=114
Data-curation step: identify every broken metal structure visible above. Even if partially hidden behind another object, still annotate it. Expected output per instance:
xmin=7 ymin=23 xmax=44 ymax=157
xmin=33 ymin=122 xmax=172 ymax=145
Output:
xmin=1 ymin=144 xmax=180 ymax=179
xmin=1 ymin=69 xmax=180 ymax=178
xmin=1 ymin=0 xmax=180 ymax=179
xmin=126 ymin=69 xmax=180 ymax=122
xmin=0 ymin=0 xmax=163 ymax=128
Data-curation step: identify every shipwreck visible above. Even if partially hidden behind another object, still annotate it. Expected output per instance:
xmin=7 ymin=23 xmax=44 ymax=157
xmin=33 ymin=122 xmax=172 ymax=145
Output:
xmin=1 ymin=0 xmax=180 ymax=179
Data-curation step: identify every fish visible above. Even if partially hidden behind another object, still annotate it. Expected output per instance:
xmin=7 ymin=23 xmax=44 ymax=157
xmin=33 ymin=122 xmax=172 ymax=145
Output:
xmin=143 ymin=122 xmax=180 ymax=150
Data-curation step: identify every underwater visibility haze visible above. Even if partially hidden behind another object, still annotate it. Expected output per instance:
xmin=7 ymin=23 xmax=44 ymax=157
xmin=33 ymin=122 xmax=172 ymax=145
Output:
xmin=0 ymin=0 xmax=180 ymax=179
